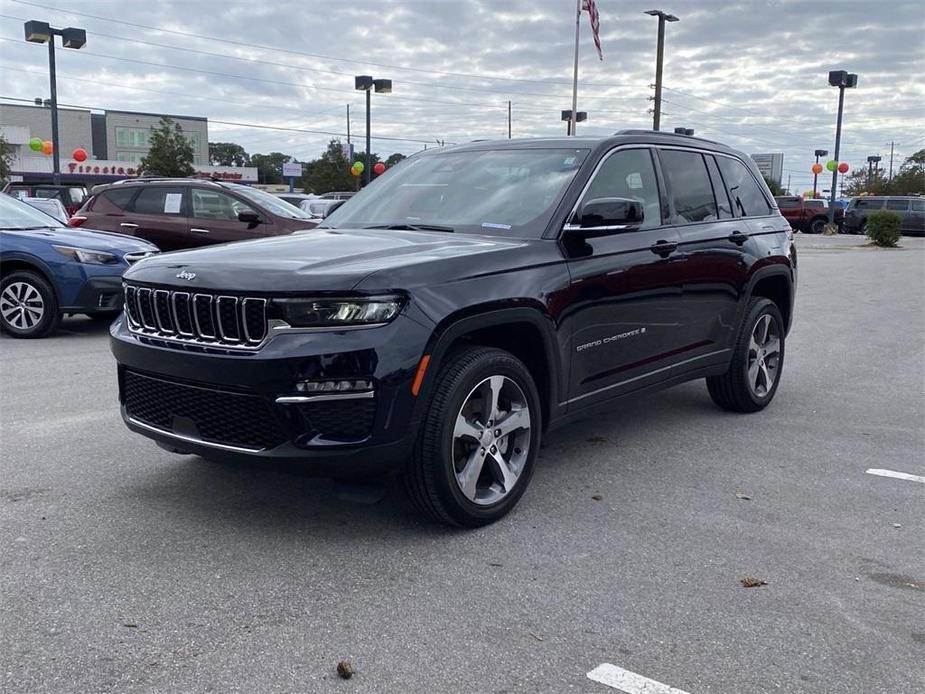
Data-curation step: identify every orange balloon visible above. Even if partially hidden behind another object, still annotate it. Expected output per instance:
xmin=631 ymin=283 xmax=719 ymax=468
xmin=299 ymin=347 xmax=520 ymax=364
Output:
xmin=811 ymin=163 xmax=823 ymax=175
xmin=41 ymin=140 xmax=53 ymax=155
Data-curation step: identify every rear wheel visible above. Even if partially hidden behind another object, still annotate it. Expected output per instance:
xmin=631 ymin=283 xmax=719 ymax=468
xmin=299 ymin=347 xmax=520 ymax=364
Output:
xmin=707 ymin=298 xmax=784 ymax=413
xmin=404 ymin=346 xmax=541 ymax=527
xmin=809 ymin=216 xmax=827 ymax=234
xmin=0 ymin=271 xmax=60 ymax=338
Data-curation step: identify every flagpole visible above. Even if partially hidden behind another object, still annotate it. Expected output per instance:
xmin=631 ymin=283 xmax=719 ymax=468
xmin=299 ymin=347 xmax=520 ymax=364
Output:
xmin=570 ymin=0 xmax=581 ymax=136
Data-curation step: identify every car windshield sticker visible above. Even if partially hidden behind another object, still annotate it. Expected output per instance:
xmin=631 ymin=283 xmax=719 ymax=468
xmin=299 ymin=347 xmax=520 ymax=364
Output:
xmin=482 ymin=222 xmax=512 ymax=230
xmin=164 ymin=193 xmax=182 ymax=214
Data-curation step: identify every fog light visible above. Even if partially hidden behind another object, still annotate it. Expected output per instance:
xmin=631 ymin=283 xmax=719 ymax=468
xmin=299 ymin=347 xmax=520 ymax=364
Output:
xmin=295 ymin=379 xmax=373 ymax=393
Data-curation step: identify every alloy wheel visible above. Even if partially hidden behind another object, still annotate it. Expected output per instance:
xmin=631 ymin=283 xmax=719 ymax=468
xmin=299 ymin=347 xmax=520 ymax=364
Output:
xmin=0 ymin=281 xmax=45 ymax=331
xmin=747 ymin=314 xmax=781 ymax=398
xmin=452 ymin=375 xmax=532 ymax=506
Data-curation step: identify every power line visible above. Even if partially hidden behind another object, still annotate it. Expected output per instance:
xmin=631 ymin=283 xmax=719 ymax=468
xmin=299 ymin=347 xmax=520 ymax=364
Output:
xmin=8 ymin=0 xmax=642 ymax=90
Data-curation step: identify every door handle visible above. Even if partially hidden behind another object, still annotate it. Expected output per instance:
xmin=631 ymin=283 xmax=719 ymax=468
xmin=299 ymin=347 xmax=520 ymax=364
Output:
xmin=650 ymin=239 xmax=678 ymax=256
xmin=728 ymin=230 xmax=748 ymax=245
xmin=120 ymin=222 xmax=138 ymax=229
xmin=190 ymin=228 xmax=210 ymax=234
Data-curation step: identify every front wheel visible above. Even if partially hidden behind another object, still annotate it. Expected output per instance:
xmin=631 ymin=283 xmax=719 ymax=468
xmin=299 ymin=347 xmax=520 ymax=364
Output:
xmin=809 ymin=216 xmax=827 ymax=234
xmin=404 ymin=346 xmax=542 ymax=527
xmin=707 ymin=298 xmax=785 ymax=413
xmin=0 ymin=271 xmax=60 ymax=338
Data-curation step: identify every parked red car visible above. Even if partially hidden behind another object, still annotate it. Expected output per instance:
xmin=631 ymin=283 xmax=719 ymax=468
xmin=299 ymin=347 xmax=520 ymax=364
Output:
xmin=3 ymin=183 xmax=87 ymax=216
xmin=774 ymin=196 xmax=843 ymax=234
xmin=71 ymin=178 xmax=318 ymax=251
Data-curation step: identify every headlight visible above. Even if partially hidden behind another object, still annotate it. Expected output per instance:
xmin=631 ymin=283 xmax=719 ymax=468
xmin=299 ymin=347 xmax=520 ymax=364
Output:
xmin=53 ymin=245 xmax=119 ymax=265
xmin=274 ymin=296 xmax=403 ymax=327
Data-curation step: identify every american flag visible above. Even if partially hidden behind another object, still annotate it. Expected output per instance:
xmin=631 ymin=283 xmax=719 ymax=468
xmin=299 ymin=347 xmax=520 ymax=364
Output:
xmin=583 ymin=0 xmax=603 ymax=60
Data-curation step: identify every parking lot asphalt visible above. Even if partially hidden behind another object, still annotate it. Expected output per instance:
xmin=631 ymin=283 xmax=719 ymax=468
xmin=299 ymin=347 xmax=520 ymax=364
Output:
xmin=1 ymin=235 xmax=923 ymax=694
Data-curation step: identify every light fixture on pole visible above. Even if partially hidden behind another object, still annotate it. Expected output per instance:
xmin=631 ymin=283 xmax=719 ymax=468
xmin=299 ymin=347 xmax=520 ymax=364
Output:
xmin=354 ymin=75 xmax=391 ymax=186
xmin=644 ymin=9 xmax=679 ymax=132
xmin=24 ymin=20 xmax=86 ymax=186
xmin=826 ymin=70 xmax=857 ymax=223
xmin=561 ymin=110 xmax=587 ymax=135
xmin=866 ymin=155 xmax=881 ymax=187
xmin=812 ymin=148 xmax=828 ymax=198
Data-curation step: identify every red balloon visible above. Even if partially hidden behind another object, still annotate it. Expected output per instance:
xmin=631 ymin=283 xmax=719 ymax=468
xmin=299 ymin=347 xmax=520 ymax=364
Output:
xmin=837 ymin=162 xmax=849 ymax=174
xmin=373 ymin=162 xmax=386 ymax=175
xmin=72 ymin=147 xmax=88 ymax=162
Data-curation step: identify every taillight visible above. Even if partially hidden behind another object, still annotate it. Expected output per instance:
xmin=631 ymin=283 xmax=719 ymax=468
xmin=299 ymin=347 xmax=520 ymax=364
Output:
xmin=68 ymin=216 xmax=87 ymax=227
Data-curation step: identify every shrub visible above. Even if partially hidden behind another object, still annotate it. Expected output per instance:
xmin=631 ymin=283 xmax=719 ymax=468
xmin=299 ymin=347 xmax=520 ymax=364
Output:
xmin=865 ymin=210 xmax=903 ymax=247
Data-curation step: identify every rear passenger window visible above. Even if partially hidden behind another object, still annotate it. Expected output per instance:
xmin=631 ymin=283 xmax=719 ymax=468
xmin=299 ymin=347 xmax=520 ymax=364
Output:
xmin=856 ymin=198 xmax=884 ymax=209
xmin=102 ymin=188 xmax=137 ymax=210
xmin=715 ymin=156 xmax=772 ymax=217
xmin=885 ymin=199 xmax=909 ymax=211
xmin=912 ymin=200 xmax=924 ymax=212
xmin=659 ymin=150 xmax=718 ymax=224
xmin=133 ymin=187 xmax=186 ymax=215
xmin=583 ymin=148 xmax=661 ymax=229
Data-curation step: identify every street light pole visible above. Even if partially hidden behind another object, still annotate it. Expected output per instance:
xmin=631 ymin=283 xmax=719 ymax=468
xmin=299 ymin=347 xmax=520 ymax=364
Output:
xmin=827 ymin=70 xmax=857 ymax=224
xmin=24 ymin=21 xmax=86 ymax=186
xmin=813 ymin=148 xmax=827 ymax=198
xmin=354 ymin=75 xmax=391 ymax=187
xmin=645 ymin=10 xmax=679 ymax=131
xmin=364 ymin=88 xmax=371 ymax=186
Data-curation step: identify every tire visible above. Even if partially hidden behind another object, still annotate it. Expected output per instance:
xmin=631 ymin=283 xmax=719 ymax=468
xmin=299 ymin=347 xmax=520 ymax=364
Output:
xmin=809 ymin=216 xmax=826 ymax=234
xmin=0 ymin=271 xmax=60 ymax=339
xmin=706 ymin=298 xmax=785 ymax=413
xmin=403 ymin=346 xmax=542 ymax=527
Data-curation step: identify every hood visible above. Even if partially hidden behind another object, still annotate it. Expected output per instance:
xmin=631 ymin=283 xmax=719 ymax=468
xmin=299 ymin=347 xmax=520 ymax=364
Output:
xmin=3 ymin=225 xmax=158 ymax=255
xmin=123 ymin=228 xmax=536 ymax=292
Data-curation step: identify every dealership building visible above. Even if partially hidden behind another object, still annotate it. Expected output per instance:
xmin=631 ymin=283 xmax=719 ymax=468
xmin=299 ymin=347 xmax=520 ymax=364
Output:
xmin=0 ymin=103 xmax=256 ymax=184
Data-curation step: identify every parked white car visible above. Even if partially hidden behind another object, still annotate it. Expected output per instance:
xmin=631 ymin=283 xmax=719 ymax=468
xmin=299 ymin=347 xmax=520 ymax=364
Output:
xmin=22 ymin=197 xmax=69 ymax=224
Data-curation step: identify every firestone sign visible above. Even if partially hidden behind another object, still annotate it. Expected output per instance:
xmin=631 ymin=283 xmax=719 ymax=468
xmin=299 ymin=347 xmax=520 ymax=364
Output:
xmin=61 ymin=159 xmax=257 ymax=182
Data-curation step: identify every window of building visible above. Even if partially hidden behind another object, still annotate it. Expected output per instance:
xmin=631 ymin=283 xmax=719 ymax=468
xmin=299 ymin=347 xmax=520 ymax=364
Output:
xmin=659 ymin=150 xmax=718 ymax=224
xmin=115 ymin=151 xmax=145 ymax=163
xmin=115 ymin=127 xmax=149 ymax=148
xmin=583 ymin=148 xmax=661 ymax=229
xmin=715 ymin=156 xmax=772 ymax=217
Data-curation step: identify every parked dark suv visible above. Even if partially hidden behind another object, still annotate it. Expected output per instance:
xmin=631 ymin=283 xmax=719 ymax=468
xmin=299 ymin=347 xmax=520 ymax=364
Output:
xmin=843 ymin=196 xmax=924 ymax=236
xmin=111 ymin=132 xmax=796 ymax=526
xmin=72 ymin=178 xmax=318 ymax=251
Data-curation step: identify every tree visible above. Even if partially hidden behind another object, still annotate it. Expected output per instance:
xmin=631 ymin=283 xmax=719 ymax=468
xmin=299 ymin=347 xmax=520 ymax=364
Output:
xmin=762 ymin=175 xmax=784 ymax=196
xmin=384 ymin=152 xmax=407 ymax=167
xmin=301 ymin=140 xmax=356 ymax=193
xmin=841 ymin=149 xmax=924 ymax=197
xmin=138 ymin=117 xmax=195 ymax=177
xmin=0 ymin=134 xmax=15 ymax=184
xmin=250 ymin=152 xmax=293 ymax=184
xmin=209 ymin=142 xmax=249 ymax=167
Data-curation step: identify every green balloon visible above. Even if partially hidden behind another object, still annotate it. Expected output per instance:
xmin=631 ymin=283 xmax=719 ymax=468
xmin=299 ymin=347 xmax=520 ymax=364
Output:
xmin=29 ymin=137 xmax=43 ymax=152
xmin=826 ymin=160 xmax=838 ymax=172
xmin=352 ymin=161 xmax=364 ymax=173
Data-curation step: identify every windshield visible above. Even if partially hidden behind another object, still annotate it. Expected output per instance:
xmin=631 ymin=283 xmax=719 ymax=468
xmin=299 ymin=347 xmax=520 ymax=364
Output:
xmin=0 ymin=193 xmax=61 ymax=229
xmin=321 ymin=148 xmax=589 ymax=236
xmin=232 ymin=186 xmax=314 ymax=219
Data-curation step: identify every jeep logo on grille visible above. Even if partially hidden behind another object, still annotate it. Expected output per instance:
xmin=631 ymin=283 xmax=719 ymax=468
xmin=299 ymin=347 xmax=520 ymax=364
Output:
xmin=176 ymin=270 xmax=197 ymax=281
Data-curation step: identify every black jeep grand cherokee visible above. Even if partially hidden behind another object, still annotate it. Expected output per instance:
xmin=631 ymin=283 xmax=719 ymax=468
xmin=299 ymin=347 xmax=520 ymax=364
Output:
xmin=111 ymin=131 xmax=796 ymax=526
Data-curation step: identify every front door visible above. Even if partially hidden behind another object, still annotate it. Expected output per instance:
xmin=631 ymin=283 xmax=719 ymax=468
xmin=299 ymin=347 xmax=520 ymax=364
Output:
xmin=188 ymin=189 xmax=266 ymax=246
xmin=563 ymin=147 xmax=687 ymax=407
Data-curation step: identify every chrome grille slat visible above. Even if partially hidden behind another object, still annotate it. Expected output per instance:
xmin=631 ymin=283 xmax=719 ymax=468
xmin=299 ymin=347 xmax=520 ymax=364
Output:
xmin=124 ymin=284 xmax=269 ymax=351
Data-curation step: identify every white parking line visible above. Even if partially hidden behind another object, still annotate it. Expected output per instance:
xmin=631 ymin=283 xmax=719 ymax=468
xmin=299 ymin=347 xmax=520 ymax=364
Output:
xmin=865 ymin=468 xmax=925 ymax=484
xmin=587 ymin=663 xmax=691 ymax=694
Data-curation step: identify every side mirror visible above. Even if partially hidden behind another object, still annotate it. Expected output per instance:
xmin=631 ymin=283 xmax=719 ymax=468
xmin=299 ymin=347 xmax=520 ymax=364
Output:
xmin=238 ymin=210 xmax=262 ymax=228
xmin=565 ymin=197 xmax=644 ymax=238
xmin=323 ymin=199 xmax=347 ymax=218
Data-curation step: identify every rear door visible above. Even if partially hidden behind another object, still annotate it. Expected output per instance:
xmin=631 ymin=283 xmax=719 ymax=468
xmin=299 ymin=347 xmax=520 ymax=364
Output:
xmin=908 ymin=198 xmax=925 ymax=235
xmin=655 ymin=148 xmax=749 ymax=371
xmin=564 ymin=147 xmax=687 ymax=406
xmin=123 ymin=185 xmax=192 ymax=251
xmin=188 ymin=189 xmax=266 ymax=246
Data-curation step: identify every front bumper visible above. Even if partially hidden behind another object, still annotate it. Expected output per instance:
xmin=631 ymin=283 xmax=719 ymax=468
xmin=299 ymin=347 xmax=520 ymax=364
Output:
xmin=61 ymin=275 xmax=124 ymax=313
xmin=110 ymin=313 xmax=433 ymax=472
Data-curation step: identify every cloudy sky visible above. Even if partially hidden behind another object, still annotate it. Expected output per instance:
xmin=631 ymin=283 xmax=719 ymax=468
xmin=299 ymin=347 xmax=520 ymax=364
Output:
xmin=2 ymin=0 xmax=923 ymax=191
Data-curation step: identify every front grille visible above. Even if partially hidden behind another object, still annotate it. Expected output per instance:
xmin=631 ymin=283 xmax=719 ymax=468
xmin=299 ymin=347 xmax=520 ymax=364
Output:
xmin=125 ymin=284 xmax=267 ymax=348
xmin=123 ymin=370 xmax=286 ymax=451
xmin=294 ymin=398 xmax=376 ymax=442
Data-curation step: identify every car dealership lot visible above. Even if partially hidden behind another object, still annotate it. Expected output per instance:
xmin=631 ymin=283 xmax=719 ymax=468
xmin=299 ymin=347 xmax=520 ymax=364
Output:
xmin=1 ymin=237 xmax=922 ymax=693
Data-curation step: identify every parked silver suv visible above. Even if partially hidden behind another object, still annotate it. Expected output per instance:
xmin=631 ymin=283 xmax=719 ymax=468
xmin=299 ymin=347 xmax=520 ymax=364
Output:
xmin=843 ymin=196 xmax=924 ymax=236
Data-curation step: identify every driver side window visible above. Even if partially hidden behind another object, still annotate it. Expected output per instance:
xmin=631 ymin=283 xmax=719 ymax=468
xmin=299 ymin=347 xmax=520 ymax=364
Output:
xmin=191 ymin=189 xmax=255 ymax=221
xmin=583 ymin=149 xmax=661 ymax=229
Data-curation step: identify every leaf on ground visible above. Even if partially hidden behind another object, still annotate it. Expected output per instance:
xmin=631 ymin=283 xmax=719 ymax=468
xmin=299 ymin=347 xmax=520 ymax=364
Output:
xmin=586 ymin=436 xmax=607 ymax=444
xmin=740 ymin=577 xmax=768 ymax=588
xmin=735 ymin=492 xmax=752 ymax=500
xmin=122 ymin=623 xmax=138 ymax=628
xmin=336 ymin=660 xmax=354 ymax=679
xmin=529 ymin=632 xmax=544 ymax=642
xmin=591 ymin=494 xmax=603 ymax=501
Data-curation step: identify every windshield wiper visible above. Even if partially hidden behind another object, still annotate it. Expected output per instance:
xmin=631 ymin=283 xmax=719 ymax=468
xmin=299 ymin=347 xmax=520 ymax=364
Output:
xmin=361 ymin=223 xmax=455 ymax=233
xmin=6 ymin=225 xmax=57 ymax=231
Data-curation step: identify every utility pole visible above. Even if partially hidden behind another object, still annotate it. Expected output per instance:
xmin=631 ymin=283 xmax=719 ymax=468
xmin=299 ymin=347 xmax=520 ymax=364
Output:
xmin=786 ymin=174 xmax=791 ymax=194
xmin=568 ymin=0 xmax=581 ymax=136
xmin=508 ymin=100 xmax=512 ymax=139
xmin=645 ymin=10 xmax=679 ymax=131
xmin=888 ymin=141 xmax=894 ymax=180
xmin=346 ymin=104 xmax=351 ymax=145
